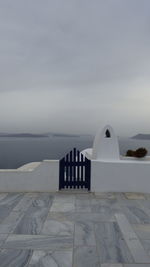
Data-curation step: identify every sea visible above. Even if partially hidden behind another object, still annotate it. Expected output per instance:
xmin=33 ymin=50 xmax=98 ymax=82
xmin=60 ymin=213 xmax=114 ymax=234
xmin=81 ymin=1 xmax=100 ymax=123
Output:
xmin=0 ymin=136 xmax=150 ymax=169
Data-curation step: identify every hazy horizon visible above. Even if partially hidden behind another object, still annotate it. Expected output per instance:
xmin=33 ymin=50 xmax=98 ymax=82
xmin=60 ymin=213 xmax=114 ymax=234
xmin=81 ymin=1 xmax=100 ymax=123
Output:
xmin=0 ymin=0 xmax=150 ymax=136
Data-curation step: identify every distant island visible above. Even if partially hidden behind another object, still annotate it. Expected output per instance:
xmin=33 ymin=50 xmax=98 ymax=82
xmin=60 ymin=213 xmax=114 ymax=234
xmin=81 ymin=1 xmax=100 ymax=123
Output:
xmin=52 ymin=133 xmax=80 ymax=138
xmin=132 ymin=134 xmax=150 ymax=140
xmin=0 ymin=132 xmax=92 ymax=138
xmin=0 ymin=133 xmax=48 ymax=138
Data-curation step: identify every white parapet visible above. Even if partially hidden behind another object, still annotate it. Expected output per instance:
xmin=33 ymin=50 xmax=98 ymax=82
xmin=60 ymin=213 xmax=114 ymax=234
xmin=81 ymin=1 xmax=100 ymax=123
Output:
xmin=91 ymin=159 xmax=150 ymax=193
xmin=0 ymin=160 xmax=59 ymax=192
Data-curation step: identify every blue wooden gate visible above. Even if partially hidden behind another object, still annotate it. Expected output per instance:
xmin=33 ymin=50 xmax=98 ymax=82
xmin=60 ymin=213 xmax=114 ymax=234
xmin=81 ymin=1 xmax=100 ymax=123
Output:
xmin=59 ymin=148 xmax=91 ymax=190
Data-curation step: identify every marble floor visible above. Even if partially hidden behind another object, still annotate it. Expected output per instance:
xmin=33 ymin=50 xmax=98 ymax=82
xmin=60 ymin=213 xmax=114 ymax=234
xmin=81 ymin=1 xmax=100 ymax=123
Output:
xmin=1 ymin=192 xmax=150 ymax=266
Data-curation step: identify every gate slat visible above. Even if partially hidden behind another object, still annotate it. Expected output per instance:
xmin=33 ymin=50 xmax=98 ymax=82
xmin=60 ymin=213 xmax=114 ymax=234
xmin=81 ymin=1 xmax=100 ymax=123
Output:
xmin=77 ymin=150 xmax=80 ymax=189
xmin=70 ymin=150 xmax=72 ymax=188
xmin=85 ymin=157 xmax=91 ymax=191
xmin=80 ymin=154 xmax=84 ymax=189
xmin=59 ymin=158 xmax=64 ymax=190
xmin=66 ymin=154 xmax=69 ymax=188
xmin=73 ymin=148 xmax=76 ymax=186
xmin=59 ymin=148 xmax=91 ymax=191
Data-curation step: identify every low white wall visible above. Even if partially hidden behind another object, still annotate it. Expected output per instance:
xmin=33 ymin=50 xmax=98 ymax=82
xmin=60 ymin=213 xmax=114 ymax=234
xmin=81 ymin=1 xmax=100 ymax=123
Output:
xmin=0 ymin=160 xmax=59 ymax=192
xmin=1 ymin=158 xmax=150 ymax=193
xmin=91 ymin=160 xmax=150 ymax=193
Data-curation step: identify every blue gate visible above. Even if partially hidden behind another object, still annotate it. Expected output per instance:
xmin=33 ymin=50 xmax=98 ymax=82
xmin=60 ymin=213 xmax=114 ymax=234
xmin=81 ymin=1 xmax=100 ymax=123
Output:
xmin=59 ymin=148 xmax=91 ymax=190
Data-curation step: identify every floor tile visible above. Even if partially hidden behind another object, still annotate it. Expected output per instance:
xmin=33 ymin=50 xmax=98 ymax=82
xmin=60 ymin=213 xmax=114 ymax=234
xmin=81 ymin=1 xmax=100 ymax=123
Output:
xmin=74 ymin=221 xmax=96 ymax=246
xmin=73 ymin=246 xmax=100 ymax=267
xmin=101 ymin=264 xmax=123 ymax=267
xmin=132 ymin=224 xmax=150 ymax=240
xmin=0 ymin=234 xmax=8 ymax=247
xmin=0 ymin=192 xmax=150 ymax=266
xmin=95 ymin=222 xmax=134 ymax=263
xmin=50 ymin=202 xmax=75 ymax=212
xmin=125 ymin=193 xmax=146 ymax=200
xmin=14 ymin=207 xmax=49 ymax=235
xmin=0 ymin=193 xmax=24 ymax=209
xmin=0 ymin=249 xmax=32 ymax=267
xmin=3 ymin=234 xmax=73 ymax=250
xmin=0 ymin=211 xmax=24 ymax=234
xmin=41 ymin=219 xmax=74 ymax=236
xmin=115 ymin=213 xmax=150 ymax=263
xmin=28 ymin=249 xmax=72 ymax=267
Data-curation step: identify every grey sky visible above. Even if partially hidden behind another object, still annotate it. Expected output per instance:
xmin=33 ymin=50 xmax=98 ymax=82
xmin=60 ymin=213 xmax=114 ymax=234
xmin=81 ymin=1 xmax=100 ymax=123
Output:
xmin=0 ymin=0 xmax=150 ymax=136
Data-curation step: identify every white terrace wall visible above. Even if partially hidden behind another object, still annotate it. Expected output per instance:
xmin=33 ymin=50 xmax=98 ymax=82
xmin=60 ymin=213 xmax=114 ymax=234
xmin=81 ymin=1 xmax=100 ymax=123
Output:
xmin=0 ymin=157 xmax=150 ymax=193
xmin=91 ymin=160 xmax=150 ymax=193
xmin=0 ymin=160 xmax=59 ymax=192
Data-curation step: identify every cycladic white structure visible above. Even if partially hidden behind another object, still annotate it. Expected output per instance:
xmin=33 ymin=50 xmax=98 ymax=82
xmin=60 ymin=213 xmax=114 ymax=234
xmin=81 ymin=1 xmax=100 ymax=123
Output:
xmin=92 ymin=125 xmax=120 ymax=160
xmin=81 ymin=125 xmax=120 ymax=161
xmin=1 ymin=124 xmax=150 ymax=193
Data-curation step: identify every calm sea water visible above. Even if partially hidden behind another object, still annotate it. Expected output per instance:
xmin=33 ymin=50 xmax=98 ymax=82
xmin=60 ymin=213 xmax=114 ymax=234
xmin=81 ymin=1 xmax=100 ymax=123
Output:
xmin=0 ymin=136 xmax=150 ymax=169
xmin=0 ymin=136 xmax=93 ymax=169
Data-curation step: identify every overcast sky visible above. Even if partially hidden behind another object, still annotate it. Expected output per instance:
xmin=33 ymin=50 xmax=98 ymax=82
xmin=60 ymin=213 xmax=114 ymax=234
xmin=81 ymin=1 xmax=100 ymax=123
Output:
xmin=0 ymin=0 xmax=150 ymax=136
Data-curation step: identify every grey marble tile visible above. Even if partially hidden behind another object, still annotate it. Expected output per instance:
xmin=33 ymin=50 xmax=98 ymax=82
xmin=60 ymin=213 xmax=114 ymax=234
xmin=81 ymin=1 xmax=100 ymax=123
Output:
xmin=0 ymin=234 xmax=8 ymax=247
xmin=28 ymin=249 xmax=73 ymax=267
xmin=12 ymin=195 xmax=33 ymax=212
xmin=14 ymin=207 xmax=49 ymax=235
xmin=0 ymin=211 xmax=24 ymax=234
xmin=124 ymin=265 xmax=150 ymax=267
xmin=124 ymin=193 xmax=146 ymax=200
xmin=0 ymin=249 xmax=33 ymax=267
xmin=95 ymin=222 xmax=134 ymax=263
xmin=75 ymin=198 xmax=91 ymax=212
xmin=145 ymin=194 xmax=150 ymax=200
xmin=47 ymin=212 xmax=115 ymax=222
xmin=30 ymin=193 xmax=54 ymax=208
xmin=3 ymin=234 xmax=73 ymax=250
xmin=101 ymin=265 xmax=123 ymax=267
xmin=91 ymin=199 xmax=121 ymax=217
xmin=0 ymin=205 xmax=12 ymax=222
xmin=140 ymin=200 xmax=150 ymax=210
xmin=0 ymin=194 xmax=8 ymax=202
xmin=50 ymin=202 xmax=75 ymax=212
xmin=0 ymin=193 xmax=24 ymax=209
xmin=53 ymin=194 xmax=75 ymax=204
xmin=137 ymin=200 xmax=150 ymax=218
xmin=50 ymin=194 xmax=75 ymax=212
xmin=41 ymin=219 xmax=74 ymax=236
xmin=115 ymin=213 xmax=150 ymax=263
xmin=47 ymin=212 xmax=72 ymax=221
xmin=25 ymin=193 xmax=39 ymax=198
xmin=118 ymin=201 xmax=150 ymax=224
xmin=115 ymin=193 xmax=126 ymax=200
xmin=94 ymin=192 xmax=116 ymax=199
xmin=132 ymin=224 xmax=150 ymax=240
xmin=126 ymin=205 xmax=150 ymax=224
xmin=122 ymin=208 xmax=144 ymax=224
xmin=75 ymin=197 xmax=91 ymax=203
xmin=140 ymin=239 xmax=150 ymax=256
xmin=75 ymin=193 xmax=93 ymax=200
xmin=73 ymin=246 xmax=100 ymax=267
xmin=74 ymin=221 xmax=96 ymax=246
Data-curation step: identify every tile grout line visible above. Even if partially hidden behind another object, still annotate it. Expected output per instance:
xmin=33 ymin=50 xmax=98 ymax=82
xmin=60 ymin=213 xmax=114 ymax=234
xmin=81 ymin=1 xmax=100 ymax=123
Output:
xmin=0 ymin=193 xmax=25 ymax=225
xmin=72 ymin=193 xmax=78 ymax=267
xmin=115 ymin=213 xmax=150 ymax=264
xmin=90 ymin=193 xmax=101 ymax=266
xmin=38 ymin=195 xmax=55 ymax=236
xmin=93 ymin=220 xmax=101 ymax=267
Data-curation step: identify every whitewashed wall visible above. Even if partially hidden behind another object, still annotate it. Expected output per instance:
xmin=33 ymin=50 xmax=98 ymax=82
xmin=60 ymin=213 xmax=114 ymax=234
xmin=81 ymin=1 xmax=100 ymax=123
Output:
xmin=92 ymin=125 xmax=120 ymax=160
xmin=0 ymin=160 xmax=59 ymax=192
xmin=1 ymin=158 xmax=150 ymax=193
xmin=91 ymin=160 xmax=150 ymax=193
